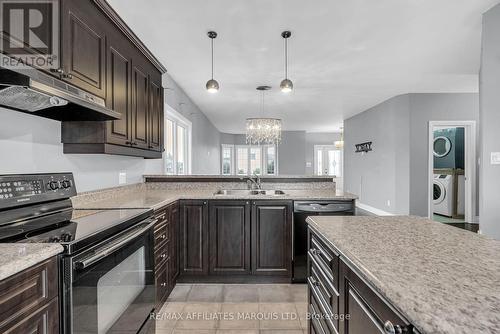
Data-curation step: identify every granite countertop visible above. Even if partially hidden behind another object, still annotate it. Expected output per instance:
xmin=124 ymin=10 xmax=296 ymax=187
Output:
xmin=73 ymin=186 xmax=358 ymax=211
xmin=306 ymin=215 xmax=500 ymax=334
xmin=0 ymin=244 xmax=63 ymax=281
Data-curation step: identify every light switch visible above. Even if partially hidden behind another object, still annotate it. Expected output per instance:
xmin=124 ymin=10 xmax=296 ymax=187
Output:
xmin=119 ymin=172 xmax=127 ymax=185
xmin=490 ymin=152 xmax=500 ymax=165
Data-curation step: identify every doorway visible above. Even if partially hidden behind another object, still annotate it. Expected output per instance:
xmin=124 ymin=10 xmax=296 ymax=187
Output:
xmin=314 ymin=145 xmax=343 ymax=177
xmin=428 ymin=121 xmax=476 ymax=228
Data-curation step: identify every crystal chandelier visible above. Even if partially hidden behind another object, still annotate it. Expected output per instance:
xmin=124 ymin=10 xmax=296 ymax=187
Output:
xmin=246 ymin=86 xmax=282 ymax=145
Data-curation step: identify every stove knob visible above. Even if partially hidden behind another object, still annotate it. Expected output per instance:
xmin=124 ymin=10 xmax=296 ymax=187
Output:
xmin=48 ymin=181 xmax=59 ymax=190
xmin=61 ymin=180 xmax=71 ymax=189
xmin=49 ymin=236 xmax=61 ymax=243
xmin=61 ymin=232 xmax=72 ymax=242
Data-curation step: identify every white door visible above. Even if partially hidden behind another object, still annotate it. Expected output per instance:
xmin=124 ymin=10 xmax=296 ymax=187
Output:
xmin=314 ymin=145 xmax=343 ymax=176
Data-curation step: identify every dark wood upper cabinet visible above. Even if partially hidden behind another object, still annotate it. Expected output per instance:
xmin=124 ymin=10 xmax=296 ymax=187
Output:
xmin=61 ymin=0 xmax=106 ymax=98
xmin=251 ymin=200 xmax=293 ymax=277
xmin=106 ymin=42 xmax=132 ymax=146
xmin=131 ymin=64 xmax=149 ymax=150
xmin=209 ymin=201 xmax=251 ymax=275
xmin=180 ymin=200 xmax=209 ymax=276
xmin=148 ymin=81 xmax=163 ymax=152
xmin=59 ymin=0 xmax=164 ymax=158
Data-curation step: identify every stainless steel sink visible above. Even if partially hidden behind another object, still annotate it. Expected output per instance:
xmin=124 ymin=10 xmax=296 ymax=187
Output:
xmin=213 ymin=189 xmax=287 ymax=196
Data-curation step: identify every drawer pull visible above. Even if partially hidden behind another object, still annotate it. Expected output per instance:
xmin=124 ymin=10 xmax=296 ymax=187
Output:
xmin=161 ymin=254 xmax=166 ymax=258
xmin=161 ymin=282 xmax=167 ymax=287
xmin=161 ymin=234 xmax=166 ymax=239
xmin=312 ymin=248 xmax=322 ymax=256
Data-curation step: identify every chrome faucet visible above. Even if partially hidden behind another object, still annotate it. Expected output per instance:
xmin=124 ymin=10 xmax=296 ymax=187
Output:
xmin=247 ymin=173 xmax=262 ymax=190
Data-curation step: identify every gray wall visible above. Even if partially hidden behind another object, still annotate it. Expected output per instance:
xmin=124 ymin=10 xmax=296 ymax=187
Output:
xmin=0 ymin=74 xmax=221 ymax=192
xmin=408 ymin=93 xmax=480 ymax=216
xmin=220 ymin=131 xmax=340 ymax=176
xmin=479 ymin=4 xmax=500 ymax=239
xmin=344 ymin=95 xmax=411 ymax=214
xmin=163 ymin=74 xmax=221 ymax=174
xmin=344 ymin=93 xmax=479 ymax=216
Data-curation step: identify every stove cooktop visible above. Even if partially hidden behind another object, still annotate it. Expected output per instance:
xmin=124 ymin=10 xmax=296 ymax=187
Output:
xmin=0 ymin=208 xmax=153 ymax=254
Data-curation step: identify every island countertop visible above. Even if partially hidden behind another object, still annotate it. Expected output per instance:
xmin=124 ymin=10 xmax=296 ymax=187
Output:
xmin=306 ymin=215 xmax=500 ymax=334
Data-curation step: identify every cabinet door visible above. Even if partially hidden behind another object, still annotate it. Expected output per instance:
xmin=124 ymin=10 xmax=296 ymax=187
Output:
xmin=148 ymin=81 xmax=163 ymax=151
xmin=209 ymin=201 xmax=251 ymax=275
xmin=251 ymin=201 xmax=293 ymax=276
xmin=106 ymin=40 xmax=132 ymax=146
xmin=339 ymin=261 xmax=411 ymax=334
xmin=61 ymin=0 xmax=106 ymax=97
xmin=131 ymin=64 xmax=149 ymax=149
xmin=179 ymin=200 xmax=209 ymax=276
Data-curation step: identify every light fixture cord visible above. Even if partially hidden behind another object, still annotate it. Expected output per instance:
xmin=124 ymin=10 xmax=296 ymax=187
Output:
xmin=284 ymin=37 xmax=288 ymax=79
xmin=211 ymin=37 xmax=214 ymax=80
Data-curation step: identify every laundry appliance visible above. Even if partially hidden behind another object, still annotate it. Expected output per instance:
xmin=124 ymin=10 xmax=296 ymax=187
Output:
xmin=433 ymin=174 xmax=454 ymax=217
xmin=433 ymin=127 xmax=464 ymax=169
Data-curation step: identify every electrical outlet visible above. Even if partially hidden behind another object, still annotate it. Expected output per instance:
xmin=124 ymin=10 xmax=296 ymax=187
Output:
xmin=119 ymin=172 xmax=127 ymax=185
xmin=386 ymin=200 xmax=391 ymax=207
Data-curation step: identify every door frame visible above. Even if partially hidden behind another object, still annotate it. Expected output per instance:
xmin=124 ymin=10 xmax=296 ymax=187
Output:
xmin=313 ymin=145 xmax=343 ymax=177
xmin=427 ymin=121 xmax=476 ymax=223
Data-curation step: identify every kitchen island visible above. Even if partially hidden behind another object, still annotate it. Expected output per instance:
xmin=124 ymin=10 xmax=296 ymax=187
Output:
xmin=306 ymin=215 xmax=500 ymax=334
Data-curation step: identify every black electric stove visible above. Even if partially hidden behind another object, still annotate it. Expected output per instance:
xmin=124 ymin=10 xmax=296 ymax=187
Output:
xmin=0 ymin=173 xmax=156 ymax=334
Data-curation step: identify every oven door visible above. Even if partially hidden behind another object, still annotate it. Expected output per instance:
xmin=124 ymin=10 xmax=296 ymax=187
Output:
xmin=63 ymin=219 xmax=156 ymax=334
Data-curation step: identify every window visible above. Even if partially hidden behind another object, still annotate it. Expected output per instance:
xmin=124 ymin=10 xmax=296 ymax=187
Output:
xmin=222 ymin=144 xmax=278 ymax=176
xmin=165 ymin=107 xmax=192 ymax=175
xmin=314 ymin=145 xmax=342 ymax=177
xmin=221 ymin=145 xmax=234 ymax=175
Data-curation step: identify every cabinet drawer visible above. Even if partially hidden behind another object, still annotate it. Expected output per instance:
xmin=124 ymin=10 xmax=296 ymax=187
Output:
xmin=155 ymin=242 xmax=170 ymax=268
xmin=308 ymin=278 xmax=338 ymax=334
xmin=155 ymin=259 xmax=169 ymax=308
xmin=0 ymin=297 xmax=59 ymax=334
xmin=310 ymin=232 xmax=339 ymax=290
xmin=0 ymin=258 xmax=58 ymax=328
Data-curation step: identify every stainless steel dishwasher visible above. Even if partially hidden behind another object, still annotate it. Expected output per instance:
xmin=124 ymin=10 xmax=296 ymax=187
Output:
xmin=293 ymin=200 xmax=355 ymax=283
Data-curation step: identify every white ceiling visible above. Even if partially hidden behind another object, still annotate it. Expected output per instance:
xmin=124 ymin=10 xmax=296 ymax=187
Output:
xmin=108 ymin=0 xmax=498 ymax=133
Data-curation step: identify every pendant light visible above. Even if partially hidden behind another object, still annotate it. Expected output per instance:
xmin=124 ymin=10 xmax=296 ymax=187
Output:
xmin=246 ymin=86 xmax=282 ymax=145
xmin=280 ymin=31 xmax=293 ymax=93
xmin=206 ymin=31 xmax=219 ymax=93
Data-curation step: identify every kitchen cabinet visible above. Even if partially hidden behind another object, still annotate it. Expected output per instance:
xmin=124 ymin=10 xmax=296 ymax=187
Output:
xmin=56 ymin=0 xmax=165 ymax=158
xmin=0 ymin=257 xmax=59 ymax=333
xmin=307 ymin=227 xmax=414 ymax=334
xmin=251 ymin=200 xmax=293 ymax=277
xmin=179 ymin=200 xmax=209 ymax=276
xmin=60 ymin=0 xmax=107 ymax=98
xmin=209 ymin=200 xmax=251 ymax=275
xmin=153 ymin=202 xmax=179 ymax=309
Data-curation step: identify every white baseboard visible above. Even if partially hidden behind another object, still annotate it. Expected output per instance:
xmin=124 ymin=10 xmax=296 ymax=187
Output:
xmin=356 ymin=202 xmax=395 ymax=216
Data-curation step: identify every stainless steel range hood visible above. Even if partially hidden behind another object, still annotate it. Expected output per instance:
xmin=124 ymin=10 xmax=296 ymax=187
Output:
xmin=0 ymin=60 xmax=121 ymax=121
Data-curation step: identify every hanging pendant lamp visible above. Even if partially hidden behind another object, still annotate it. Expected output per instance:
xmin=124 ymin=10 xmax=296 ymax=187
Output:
xmin=280 ymin=31 xmax=293 ymax=93
xmin=206 ymin=31 xmax=219 ymax=93
xmin=246 ymin=86 xmax=282 ymax=145
xmin=335 ymin=127 xmax=344 ymax=149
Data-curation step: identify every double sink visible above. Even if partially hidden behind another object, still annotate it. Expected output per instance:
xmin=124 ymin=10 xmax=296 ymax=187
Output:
xmin=214 ymin=189 xmax=287 ymax=196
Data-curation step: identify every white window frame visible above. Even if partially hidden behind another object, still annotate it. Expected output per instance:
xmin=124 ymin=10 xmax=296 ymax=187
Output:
xmin=314 ymin=145 xmax=343 ymax=177
xmin=164 ymin=104 xmax=192 ymax=175
xmin=221 ymin=144 xmax=278 ymax=176
xmin=221 ymin=144 xmax=235 ymax=175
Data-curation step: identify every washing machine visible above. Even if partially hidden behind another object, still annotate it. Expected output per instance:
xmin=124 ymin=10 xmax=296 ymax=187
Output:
xmin=433 ymin=174 xmax=454 ymax=217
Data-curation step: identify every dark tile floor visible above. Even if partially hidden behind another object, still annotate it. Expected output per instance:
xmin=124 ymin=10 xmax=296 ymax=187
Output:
xmin=154 ymin=284 xmax=308 ymax=334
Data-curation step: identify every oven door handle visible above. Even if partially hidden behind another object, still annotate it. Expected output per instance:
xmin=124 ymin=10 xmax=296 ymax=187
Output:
xmin=73 ymin=219 xmax=157 ymax=270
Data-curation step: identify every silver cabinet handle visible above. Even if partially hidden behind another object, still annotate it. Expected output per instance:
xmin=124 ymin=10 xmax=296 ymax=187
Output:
xmin=161 ymin=282 xmax=167 ymax=287
xmin=161 ymin=234 xmax=166 ymax=239
xmin=312 ymin=248 xmax=322 ymax=256
xmin=161 ymin=253 xmax=166 ymax=258
xmin=384 ymin=321 xmax=395 ymax=334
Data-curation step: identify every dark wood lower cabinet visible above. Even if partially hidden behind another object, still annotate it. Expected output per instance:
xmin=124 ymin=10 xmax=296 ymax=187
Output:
xmin=252 ymin=201 xmax=293 ymax=277
xmin=154 ymin=202 xmax=179 ymax=309
xmin=307 ymin=227 xmax=414 ymax=334
xmin=179 ymin=200 xmax=209 ymax=276
xmin=0 ymin=257 xmax=59 ymax=333
xmin=178 ymin=199 xmax=293 ymax=283
xmin=209 ymin=200 xmax=251 ymax=275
